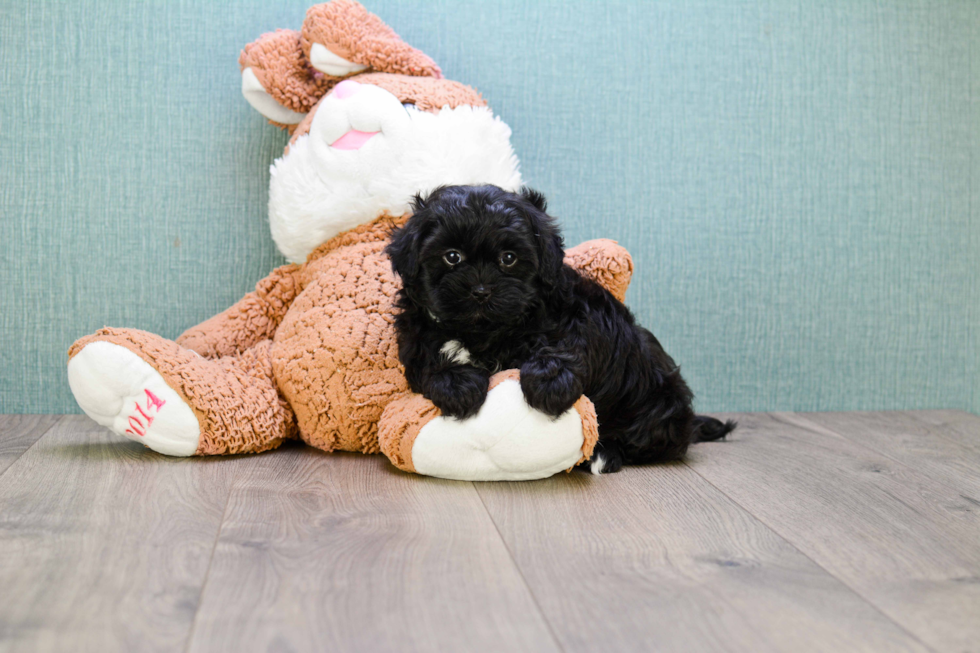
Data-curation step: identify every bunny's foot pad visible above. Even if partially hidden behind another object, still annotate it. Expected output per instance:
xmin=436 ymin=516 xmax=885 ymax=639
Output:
xmin=68 ymin=341 xmax=201 ymax=456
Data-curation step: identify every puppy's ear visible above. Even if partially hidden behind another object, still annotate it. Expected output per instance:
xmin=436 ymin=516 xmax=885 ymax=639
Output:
xmin=518 ymin=189 xmax=565 ymax=291
xmin=386 ymin=201 xmax=435 ymax=297
xmin=520 ymin=186 xmax=547 ymax=212
xmin=410 ymin=191 xmax=427 ymax=213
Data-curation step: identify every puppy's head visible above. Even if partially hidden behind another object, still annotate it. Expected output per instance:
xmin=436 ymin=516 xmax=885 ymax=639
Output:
xmin=387 ymin=185 xmax=565 ymax=331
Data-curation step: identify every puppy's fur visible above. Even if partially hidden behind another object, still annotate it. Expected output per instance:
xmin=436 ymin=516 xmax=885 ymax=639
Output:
xmin=386 ymin=185 xmax=734 ymax=473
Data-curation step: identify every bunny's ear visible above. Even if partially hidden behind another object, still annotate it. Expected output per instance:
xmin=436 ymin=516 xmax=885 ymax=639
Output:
xmin=302 ymin=1 xmax=442 ymax=79
xmin=240 ymin=29 xmax=326 ymax=128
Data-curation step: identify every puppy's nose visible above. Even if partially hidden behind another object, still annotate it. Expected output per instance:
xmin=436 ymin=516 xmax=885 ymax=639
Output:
xmin=471 ymin=286 xmax=491 ymax=303
xmin=333 ymin=80 xmax=360 ymax=99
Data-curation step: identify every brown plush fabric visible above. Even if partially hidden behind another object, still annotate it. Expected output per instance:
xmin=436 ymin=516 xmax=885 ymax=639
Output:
xmin=239 ymin=29 xmax=333 ymax=124
xmin=564 ymin=239 xmax=634 ymax=303
xmin=377 ymin=392 xmax=441 ymax=473
xmin=68 ymin=328 xmax=297 ymax=455
xmin=572 ymin=395 xmax=599 ymax=467
xmin=301 ymin=0 xmax=442 ymax=79
xmin=272 ymin=216 xmax=409 ymax=454
xmin=487 ymin=368 xmax=521 ymax=390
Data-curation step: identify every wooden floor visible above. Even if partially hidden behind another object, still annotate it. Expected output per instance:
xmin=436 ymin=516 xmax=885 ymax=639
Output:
xmin=0 ymin=412 xmax=978 ymax=653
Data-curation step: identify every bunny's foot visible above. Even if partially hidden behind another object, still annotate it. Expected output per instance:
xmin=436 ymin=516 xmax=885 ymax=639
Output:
xmin=379 ymin=371 xmax=598 ymax=481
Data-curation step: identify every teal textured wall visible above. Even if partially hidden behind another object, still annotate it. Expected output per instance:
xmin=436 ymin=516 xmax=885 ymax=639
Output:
xmin=1 ymin=0 xmax=977 ymax=414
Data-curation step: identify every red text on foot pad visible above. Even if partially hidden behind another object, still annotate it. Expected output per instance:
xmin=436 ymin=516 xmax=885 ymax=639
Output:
xmin=125 ymin=389 xmax=167 ymax=437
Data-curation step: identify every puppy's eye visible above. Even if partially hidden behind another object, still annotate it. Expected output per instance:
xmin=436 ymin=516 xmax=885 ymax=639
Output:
xmin=499 ymin=251 xmax=518 ymax=268
xmin=443 ymin=250 xmax=464 ymax=267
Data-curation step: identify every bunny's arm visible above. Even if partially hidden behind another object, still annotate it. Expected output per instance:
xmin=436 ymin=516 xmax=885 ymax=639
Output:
xmin=564 ymin=239 xmax=634 ymax=302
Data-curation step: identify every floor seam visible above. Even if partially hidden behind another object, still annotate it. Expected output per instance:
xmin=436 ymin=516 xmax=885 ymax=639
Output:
xmin=682 ymin=444 xmax=939 ymax=653
xmin=472 ymin=483 xmax=567 ymax=653
xmin=0 ymin=415 xmax=66 ymax=481
xmin=182 ymin=466 xmax=238 ymax=653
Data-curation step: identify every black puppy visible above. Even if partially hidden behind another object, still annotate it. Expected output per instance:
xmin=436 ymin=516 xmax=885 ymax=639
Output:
xmin=386 ymin=185 xmax=734 ymax=473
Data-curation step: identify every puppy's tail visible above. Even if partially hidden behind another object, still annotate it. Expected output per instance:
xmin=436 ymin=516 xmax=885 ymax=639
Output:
xmin=692 ymin=415 xmax=736 ymax=443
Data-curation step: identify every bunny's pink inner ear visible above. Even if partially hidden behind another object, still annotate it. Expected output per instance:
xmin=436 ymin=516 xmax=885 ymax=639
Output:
xmin=309 ymin=42 xmax=369 ymax=77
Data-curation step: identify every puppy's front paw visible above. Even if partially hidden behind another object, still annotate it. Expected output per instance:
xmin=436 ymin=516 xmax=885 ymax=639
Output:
xmin=520 ymin=355 xmax=584 ymax=418
xmin=425 ymin=366 xmax=490 ymax=420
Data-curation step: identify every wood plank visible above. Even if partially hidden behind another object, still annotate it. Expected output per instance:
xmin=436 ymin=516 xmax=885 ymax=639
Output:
xmin=907 ymin=410 xmax=980 ymax=455
xmin=686 ymin=412 xmax=980 ymax=653
xmin=0 ymin=415 xmax=243 ymax=653
xmin=0 ymin=415 xmax=60 ymax=477
xmin=475 ymin=462 xmax=929 ymax=653
xmin=186 ymin=448 xmax=560 ymax=653
xmin=796 ymin=411 xmax=980 ymax=499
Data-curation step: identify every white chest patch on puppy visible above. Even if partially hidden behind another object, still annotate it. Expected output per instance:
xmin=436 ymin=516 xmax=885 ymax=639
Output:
xmin=440 ymin=340 xmax=473 ymax=365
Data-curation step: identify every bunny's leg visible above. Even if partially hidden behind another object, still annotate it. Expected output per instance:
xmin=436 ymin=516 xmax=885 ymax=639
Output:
xmin=68 ymin=328 xmax=296 ymax=456
xmin=378 ymin=371 xmax=599 ymax=481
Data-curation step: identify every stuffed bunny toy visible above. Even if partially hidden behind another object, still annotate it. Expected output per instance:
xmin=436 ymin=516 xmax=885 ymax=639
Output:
xmin=68 ymin=0 xmax=634 ymax=480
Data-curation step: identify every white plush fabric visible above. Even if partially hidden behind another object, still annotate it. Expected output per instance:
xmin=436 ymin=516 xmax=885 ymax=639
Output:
xmin=67 ymin=342 xmax=200 ymax=456
xmin=411 ymin=379 xmax=585 ymax=481
xmin=268 ymin=83 xmax=523 ymax=262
